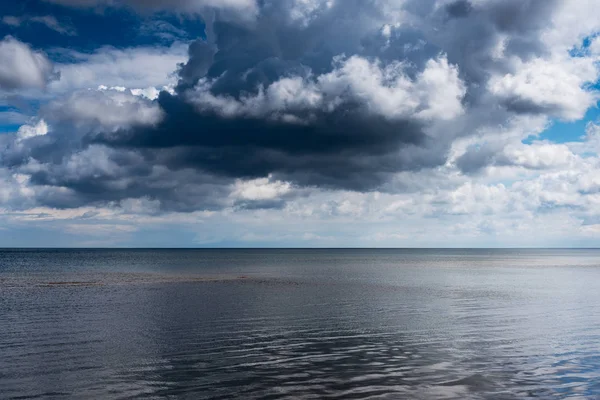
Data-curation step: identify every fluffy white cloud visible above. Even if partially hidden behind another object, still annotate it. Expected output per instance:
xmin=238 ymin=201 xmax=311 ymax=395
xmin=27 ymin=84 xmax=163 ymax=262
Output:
xmin=188 ymin=55 xmax=465 ymax=122
xmin=319 ymin=55 xmax=465 ymax=121
xmin=188 ymin=76 xmax=322 ymax=121
xmin=43 ymin=89 xmax=164 ymax=131
xmin=543 ymin=0 xmax=600 ymax=52
xmin=49 ymin=43 xmax=188 ymax=93
xmin=231 ymin=177 xmax=292 ymax=201
xmin=502 ymin=142 xmax=578 ymax=170
xmin=488 ymin=56 xmax=599 ymax=121
xmin=0 ymin=36 xmax=57 ymax=91
xmin=16 ymin=119 xmax=49 ymax=142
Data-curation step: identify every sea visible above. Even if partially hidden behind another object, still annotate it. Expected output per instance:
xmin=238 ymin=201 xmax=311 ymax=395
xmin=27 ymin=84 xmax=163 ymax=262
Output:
xmin=1 ymin=248 xmax=600 ymax=399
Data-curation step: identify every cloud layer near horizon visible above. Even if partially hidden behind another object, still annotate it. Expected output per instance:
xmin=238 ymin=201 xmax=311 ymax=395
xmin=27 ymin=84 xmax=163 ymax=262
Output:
xmin=2 ymin=0 xmax=600 ymax=246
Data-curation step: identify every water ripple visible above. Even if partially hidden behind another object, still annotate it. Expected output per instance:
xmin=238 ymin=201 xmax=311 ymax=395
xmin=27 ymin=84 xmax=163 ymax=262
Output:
xmin=2 ymin=249 xmax=600 ymax=398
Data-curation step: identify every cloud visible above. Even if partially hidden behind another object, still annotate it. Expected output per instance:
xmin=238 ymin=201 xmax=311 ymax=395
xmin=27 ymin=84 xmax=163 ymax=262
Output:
xmin=488 ymin=56 xmax=599 ymax=121
xmin=185 ymin=54 xmax=465 ymax=122
xmin=63 ymin=223 xmax=138 ymax=236
xmin=456 ymin=141 xmax=578 ymax=175
xmin=2 ymin=15 xmax=76 ymax=35
xmin=2 ymin=0 xmax=600 ymax=248
xmin=590 ymin=36 xmax=600 ymax=56
xmin=16 ymin=119 xmax=49 ymax=142
xmin=49 ymin=42 xmax=188 ymax=93
xmin=0 ymin=36 xmax=58 ymax=91
xmin=1 ymin=16 xmax=21 ymax=27
xmin=43 ymin=0 xmax=258 ymax=20
xmin=43 ymin=89 xmax=164 ymax=131
xmin=231 ymin=177 xmax=292 ymax=201
xmin=83 ymin=1 xmax=474 ymax=197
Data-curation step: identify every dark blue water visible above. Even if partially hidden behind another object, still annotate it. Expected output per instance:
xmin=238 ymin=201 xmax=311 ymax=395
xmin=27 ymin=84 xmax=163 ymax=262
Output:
xmin=1 ymin=249 xmax=600 ymax=399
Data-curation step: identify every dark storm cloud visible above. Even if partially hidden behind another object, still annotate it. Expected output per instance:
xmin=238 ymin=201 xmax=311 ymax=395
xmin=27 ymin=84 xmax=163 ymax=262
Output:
xmin=445 ymin=0 xmax=472 ymax=18
xmin=26 ymin=151 xmax=232 ymax=211
xmin=96 ymin=91 xmax=433 ymax=191
xmin=177 ymin=39 xmax=217 ymax=89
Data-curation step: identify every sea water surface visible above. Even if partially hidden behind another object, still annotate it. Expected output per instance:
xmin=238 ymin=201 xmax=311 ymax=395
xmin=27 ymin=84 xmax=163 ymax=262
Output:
xmin=1 ymin=249 xmax=600 ymax=399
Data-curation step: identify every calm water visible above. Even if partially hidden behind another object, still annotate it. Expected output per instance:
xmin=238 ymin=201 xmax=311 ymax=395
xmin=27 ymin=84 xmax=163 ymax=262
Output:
xmin=1 ymin=249 xmax=600 ymax=399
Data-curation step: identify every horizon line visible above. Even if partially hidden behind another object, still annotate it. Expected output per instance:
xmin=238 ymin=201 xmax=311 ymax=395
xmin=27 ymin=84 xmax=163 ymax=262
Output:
xmin=1 ymin=247 xmax=600 ymax=250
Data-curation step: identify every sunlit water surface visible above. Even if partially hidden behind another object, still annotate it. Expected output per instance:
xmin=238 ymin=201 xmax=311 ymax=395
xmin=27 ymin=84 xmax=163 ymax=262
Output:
xmin=1 ymin=249 xmax=600 ymax=399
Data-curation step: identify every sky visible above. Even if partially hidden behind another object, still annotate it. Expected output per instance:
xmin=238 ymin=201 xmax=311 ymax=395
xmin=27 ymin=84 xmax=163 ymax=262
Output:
xmin=1 ymin=0 xmax=600 ymax=247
